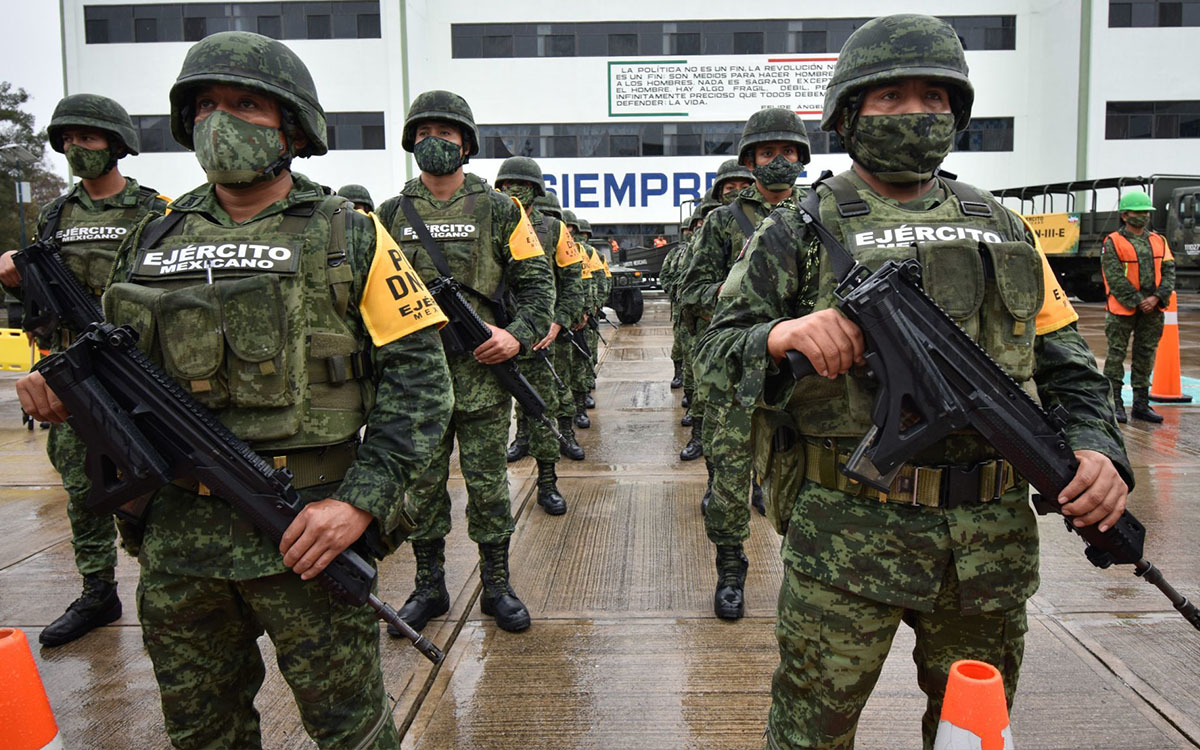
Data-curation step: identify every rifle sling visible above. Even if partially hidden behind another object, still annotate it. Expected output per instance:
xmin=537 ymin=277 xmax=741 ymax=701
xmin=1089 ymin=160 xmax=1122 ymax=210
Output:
xmin=729 ymin=199 xmax=757 ymax=239
xmin=798 ymin=180 xmax=858 ymax=281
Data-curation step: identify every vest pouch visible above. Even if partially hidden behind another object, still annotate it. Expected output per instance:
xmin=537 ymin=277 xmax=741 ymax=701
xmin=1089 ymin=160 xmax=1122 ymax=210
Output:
xmin=103 ymin=283 xmax=164 ymax=355
xmin=978 ymin=240 xmax=1042 ymax=381
xmin=307 ymin=330 xmax=368 ymax=442
xmin=915 ymin=240 xmax=985 ymax=340
xmin=218 ymin=274 xmax=295 ymax=409
xmin=58 ymin=246 xmax=89 ymax=289
xmin=157 ymin=284 xmax=228 ymax=407
xmin=751 ymin=407 xmax=805 ymax=536
xmin=84 ymin=248 xmax=118 ymax=294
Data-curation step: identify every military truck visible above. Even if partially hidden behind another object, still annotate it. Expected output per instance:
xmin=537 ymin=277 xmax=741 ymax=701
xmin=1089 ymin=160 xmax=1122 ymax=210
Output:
xmin=593 ymin=240 xmax=652 ymax=324
xmin=992 ymin=175 xmax=1200 ymax=301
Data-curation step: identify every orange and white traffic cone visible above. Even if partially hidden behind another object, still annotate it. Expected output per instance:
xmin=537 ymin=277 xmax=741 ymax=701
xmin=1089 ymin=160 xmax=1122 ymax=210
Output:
xmin=1150 ymin=292 xmax=1192 ymax=403
xmin=933 ymin=659 xmax=1014 ymax=750
xmin=0 ymin=628 xmax=61 ymax=749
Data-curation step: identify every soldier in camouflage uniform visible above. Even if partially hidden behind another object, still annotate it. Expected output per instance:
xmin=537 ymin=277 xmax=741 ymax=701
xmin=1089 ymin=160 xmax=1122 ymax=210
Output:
xmin=376 ymin=90 xmax=556 ymax=634
xmin=660 ymin=215 xmax=697 ymax=392
xmin=561 ymin=210 xmax=597 ymax=429
xmin=678 ymin=112 xmax=808 ymax=619
xmin=18 ymin=32 xmax=454 ymax=748
xmin=337 ymin=183 xmax=374 ymax=212
xmin=677 ymin=196 xmax=722 ymax=458
xmin=0 ymin=94 xmax=168 ymax=647
xmin=577 ymin=218 xmax=607 ymax=411
xmin=695 ymin=15 xmax=1132 ymax=749
xmin=495 ymin=156 xmax=585 ymax=513
xmin=1100 ymin=189 xmax=1176 ymax=423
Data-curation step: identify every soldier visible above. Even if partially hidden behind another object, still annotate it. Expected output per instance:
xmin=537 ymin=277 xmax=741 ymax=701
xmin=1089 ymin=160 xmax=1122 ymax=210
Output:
xmin=1100 ymin=189 xmax=1175 ymax=423
xmin=376 ymin=90 xmax=556 ymax=634
xmin=678 ymin=111 xmax=809 ymax=619
xmin=577 ymin=218 xmax=606 ymax=411
xmin=18 ymin=31 xmax=453 ymax=748
xmin=337 ymin=183 xmax=374 ymax=212
xmin=711 ymin=158 xmax=754 ymax=203
xmin=677 ymin=196 xmax=722 ymax=459
xmin=696 ymin=15 xmax=1130 ymax=748
xmin=561 ymin=210 xmax=597 ymax=429
xmin=660 ymin=225 xmax=689 ymax=389
xmin=495 ymin=155 xmax=585 ymax=513
xmin=0 ymin=94 xmax=168 ymax=647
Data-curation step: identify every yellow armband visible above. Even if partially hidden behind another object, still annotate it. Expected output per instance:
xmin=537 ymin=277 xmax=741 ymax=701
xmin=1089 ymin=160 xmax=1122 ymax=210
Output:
xmin=360 ymin=213 xmax=448 ymax=346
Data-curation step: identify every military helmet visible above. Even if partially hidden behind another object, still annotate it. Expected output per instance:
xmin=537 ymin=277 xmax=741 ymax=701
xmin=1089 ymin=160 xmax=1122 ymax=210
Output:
xmin=698 ymin=196 xmax=722 ymax=218
xmin=337 ymin=184 xmax=374 ymax=211
xmin=712 ymin=158 xmax=754 ymax=196
xmin=576 ymin=218 xmax=592 ymax=236
xmin=562 ymin=209 xmax=580 ymax=232
xmin=495 ymin=156 xmax=546 ymax=196
xmin=169 ymin=31 xmax=327 ymax=156
xmin=821 ymin=14 xmax=974 ymax=132
xmin=535 ymin=193 xmax=563 ymax=218
xmin=48 ymin=94 xmax=140 ymax=156
xmin=402 ymin=90 xmax=480 ymax=162
xmin=738 ymin=108 xmax=811 ymax=166
xmin=1118 ymin=190 xmax=1155 ymax=212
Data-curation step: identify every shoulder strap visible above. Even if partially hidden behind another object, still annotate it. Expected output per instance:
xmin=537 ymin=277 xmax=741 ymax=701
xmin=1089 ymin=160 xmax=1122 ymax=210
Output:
xmin=799 ymin=186 xmax=857 ymax=280
xmin=38 ymin=196 xmax=69 ymax=242
xmin=823 ymin=173 xmax=870 ymax=218
xmin=137 ymin=210 xmax=188 ymax=251
xmin=729 ymin=200 xmax=757 ymax=238
xmin=940 ymin=177 xmax=993 ymax=217
xmin=135 ymin=185 xmax=160 ymax=205
xmin=399 ymin=196 xmax=453 ymax=278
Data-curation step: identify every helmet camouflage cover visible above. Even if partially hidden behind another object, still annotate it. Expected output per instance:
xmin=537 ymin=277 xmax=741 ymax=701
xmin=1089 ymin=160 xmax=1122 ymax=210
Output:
xmin=535 ymin=193 xmax=563 ymax=218
xmin=402 ymin=90 xmax=480 ymax=162
xmin=738 ymin=107 xmax=811 ymax=165
xmin=821 ymin=14 xmax=974 ymax=132
xmin=576 ymin=218 xmax=592 ymax=236
xmin=48 ymin=94 xmax=140 ymax=156
xmin=169 ymin=31 xmax=327 ymax=156
xmin=337 ymin=183 xmax=374 ymax=210
xmin=495 ymin=156 xmax=546 ymax=196
xmin=562 ymin=209 xmax=581 ymax=231
xmin=712 ymin=158 xmax=754 ymax=195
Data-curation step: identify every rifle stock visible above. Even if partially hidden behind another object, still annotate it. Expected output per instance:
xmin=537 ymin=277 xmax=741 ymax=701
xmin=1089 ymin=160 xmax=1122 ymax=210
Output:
xmin=12 ymin=240 xmax=104 ymax=336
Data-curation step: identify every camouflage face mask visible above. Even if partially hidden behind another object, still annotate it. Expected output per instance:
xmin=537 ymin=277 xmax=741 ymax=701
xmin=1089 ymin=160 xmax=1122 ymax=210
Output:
xmin=848 ymin=113 xmax=957 ymax=184
xmin=752 ymin=155 xmax=803 ymax=192
xmin=1125 ymin=214 xmax=1150 ymax=229
xmin=501 ymin=183 xmax=537 ymax=209
xmin=65 ymin=145 xmax=113 ymax=180
xmin=413 ymin=136 xmax=464 ymax=176
xmin=193 ymin=110 xmax=289 ymax=186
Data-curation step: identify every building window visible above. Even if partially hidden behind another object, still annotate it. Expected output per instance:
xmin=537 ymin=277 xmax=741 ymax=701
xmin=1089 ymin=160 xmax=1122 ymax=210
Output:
xmin=953 ymin=117 xmax=1015 ymax=151
xmin=608 ymin=33 xmax=638 ymax=55
xmin=84 ymin=2 xmax=383 ymax=43
xmin=325 ymin=112 xmax=387 ymax=150
xmin=544 ymin=34 xmax=575 ymax=57
xmin=1107 ymin=101 xmax=1200 ymax=138
xmin=130 ymin=115 xmax=188 ymax=153
xmin=1110 ymin=0 xmax=1200 ymax=26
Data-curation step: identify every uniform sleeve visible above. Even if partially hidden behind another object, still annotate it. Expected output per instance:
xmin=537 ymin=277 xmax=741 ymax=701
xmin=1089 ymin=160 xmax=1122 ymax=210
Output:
xmin=335 ymin=213 xmax=453 ymax=532
xmin=1100 ymin=236 xmax=1140 ymax=308
xmin=677 ymin=211 xmax=732 ymax=321
xmin=1156 ymin=243 xmax=1176 ymax=303
xmin=496 ymin=198 xmax=556 ymax=349
xmin=1033 ymin=324 xmax=1134 ymax=488
xmin=553 ymin=234 xmax=586 ymax=328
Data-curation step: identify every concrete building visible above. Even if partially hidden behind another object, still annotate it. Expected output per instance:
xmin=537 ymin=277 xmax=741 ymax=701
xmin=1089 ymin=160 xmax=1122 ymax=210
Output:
xmin=60 ymin=0 xmax=1200 ymax=247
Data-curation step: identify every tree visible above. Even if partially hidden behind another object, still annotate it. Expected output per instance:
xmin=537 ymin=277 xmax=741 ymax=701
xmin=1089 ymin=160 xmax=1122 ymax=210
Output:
xmin=0 ymin=82 xmax=67 ymax=248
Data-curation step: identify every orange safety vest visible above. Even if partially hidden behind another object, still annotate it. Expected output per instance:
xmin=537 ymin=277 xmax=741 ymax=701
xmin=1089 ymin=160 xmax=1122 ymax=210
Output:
xmin=1102 ymin=230 xmax=1173 ymax=315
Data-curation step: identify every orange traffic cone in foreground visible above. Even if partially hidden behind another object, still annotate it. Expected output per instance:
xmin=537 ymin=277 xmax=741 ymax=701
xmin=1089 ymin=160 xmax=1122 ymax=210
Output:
xmin=1151 ymin=292 xmax=1192 ymax=403
xmin=933 ymin=659 xmax=1013 ymax=750
xmin=0 ymin=628 xmax=61 ymax=749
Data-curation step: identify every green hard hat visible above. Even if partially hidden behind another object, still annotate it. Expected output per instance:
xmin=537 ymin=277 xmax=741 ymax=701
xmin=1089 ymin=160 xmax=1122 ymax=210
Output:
xmin=169 ymin=31 xmax=327 ymax=156
xmin=738 ymin=108 xmax=811 ymax=165
xmin=535 ymin=193 xmax=562 ymax=218
xmin=495 ymin=156 xmax=546 ymax=196
xmin=1118 ymin=190 xmax=1155 ymax=212
xmin=562 ymin=209 xmax=580 ymax=231
xmin=576 ymin=218 xmax=592 ymax=236
xmin=402 ymin=90 xmax=480 ymax=162
xmin=821 ymin=14 xmax=974 ymax=133
xmin=48 ymin=94 xmax=140 ymax=156
xmin=713 ymin=158 xmax=754 ymax=195
xmin=337 ymin=184 xmax=374 ymax=211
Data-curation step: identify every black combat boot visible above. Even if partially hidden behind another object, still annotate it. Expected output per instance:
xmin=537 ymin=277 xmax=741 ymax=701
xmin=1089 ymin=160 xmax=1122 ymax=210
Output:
xmin=701 ymin=457 xmax=714 ymax=516
xmin=682 ymin=390 xmax=691 ymax=409
xmin=1131 ymin=388 xmax=1164 ymax=423
xmin=713 ymin=544 xmax=749 ymax=620
xmin=670 ymin=360 xmax=683 ymax=389
xmin=536 ymin=460 xmax=568 ymax=515
xmin=1113 ymin=393 xmax=1128 ymax=424
xmin=558 ymin=416 xmax=585 ymax=461
xmin=680 ymin=416 xmax=704 ymax=461
xmin=479 ymin=541 xmax=531 ymax=632
xmin=681 ymin=413 xmax=694 ymax=427
xmin=585 ymin=393 xmax=596 ymax=409
xmin=574 ymin=392 xmax=591 ymax=429
xmin=751 ymin=481 xmax=766 ymax=516
xmin=39 ymin=573 xmax=122 ymax=647
xmin=390 ymin=540 xmax=450 ymax=636
xmin=506 ymin=416 xmax=530 ymax=462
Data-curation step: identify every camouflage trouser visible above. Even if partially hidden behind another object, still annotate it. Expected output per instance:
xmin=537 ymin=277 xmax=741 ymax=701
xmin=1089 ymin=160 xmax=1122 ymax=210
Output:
xmin=522 ymin=348 xmax=562 ymax=463
xmin=47 ymin=422 xmax=118 ymax=579
xmin=686 ymin=326 xmax=708 ymax=420
xmin=568 ymin=328 xmax=595 ymax=400
xmin=766 ymin=563 xmax=1026 ymax=750
xmin=585 ymin=323 xmax=600 ymax=389
xmin=1103 ymin=310 xmax=1165 ymax=392
xmin=137 ymin=569 xmax=399 ymax=749
xmin=554 ymin=335 xmax=576 ymax=420
xmin=702 ymin=402 xmax=753 ymax=546
xmin=408 ymin=400 xmax=515 ymax=545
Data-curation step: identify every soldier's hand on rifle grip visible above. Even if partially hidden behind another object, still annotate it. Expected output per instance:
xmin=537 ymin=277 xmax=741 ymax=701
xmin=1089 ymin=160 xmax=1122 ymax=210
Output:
xmin=474 ymin=323 xmax=521 ymax=364
xmin=16 ymin=370 xmax=69 ymax=423
xmin=535 ymin=322 xmax=562 ymax=351
xmin=572 ymin=314 xmax=588 ymax=331
xmin=280 ymin=499 xmax=374 ymax=580
xmin=767 ymin=310 xmax=865 ymax=379
xmin=1058 ymin=449 xmax=1128 ymax=533
xmin=0 ymin=250 xmax=22 ymax=287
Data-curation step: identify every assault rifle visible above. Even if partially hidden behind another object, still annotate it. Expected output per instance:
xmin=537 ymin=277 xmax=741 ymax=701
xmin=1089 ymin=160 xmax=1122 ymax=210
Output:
xmin=586 ymin=314 xmax=608 ymax=345
xmin=12 ymin=240 xmax=103 ymax=336
xmin=595 ymin=307 xmax=620 ymax=331
xmin=38 ymin=323 xmax=445 ymax=662
xmin=533 ymin=347 xmax=565 ymax=390
xmin=774 ymin=195 xmax=1200 ymax=630
xmin=559 ymin=328 xmax=595 ymax=377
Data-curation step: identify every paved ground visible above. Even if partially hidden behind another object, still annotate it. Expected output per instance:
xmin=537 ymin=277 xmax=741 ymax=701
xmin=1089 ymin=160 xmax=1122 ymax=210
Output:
xmin=1 ymin=296 xmax=1198 ymax=748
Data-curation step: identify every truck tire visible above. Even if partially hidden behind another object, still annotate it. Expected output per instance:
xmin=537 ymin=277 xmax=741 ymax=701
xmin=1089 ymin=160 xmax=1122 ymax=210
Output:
xmin=616 ymin=289 xmax=644 ymax=324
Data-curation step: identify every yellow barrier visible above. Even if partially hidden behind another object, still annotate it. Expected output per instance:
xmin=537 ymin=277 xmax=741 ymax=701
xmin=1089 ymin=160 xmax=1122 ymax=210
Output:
xmin=0 ymin=329 xmax=39 ymax=372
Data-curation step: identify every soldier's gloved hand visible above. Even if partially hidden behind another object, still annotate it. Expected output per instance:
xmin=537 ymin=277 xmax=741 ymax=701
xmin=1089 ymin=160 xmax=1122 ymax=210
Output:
xmin=474 ymin=323 xmax=521 ymax=364
xmin=0 ymin=250 xmax=22 ymax=287
xmin=1058 ymin=449 xmax=1128 ymax=533
xmin=16 ymin=370 xmax=69 ymax=423
xmin=767 ymin=309 xmax=865 ymax=379
xmin=535 ymin=322 xmax=563 ymax=351
xmin=280 ymin=499 xmax=373 ymax=580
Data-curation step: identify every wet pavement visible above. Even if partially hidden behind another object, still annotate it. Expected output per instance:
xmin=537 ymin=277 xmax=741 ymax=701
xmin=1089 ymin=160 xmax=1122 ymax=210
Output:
xmin=2 ymin=297 xmax=1199 ymax=748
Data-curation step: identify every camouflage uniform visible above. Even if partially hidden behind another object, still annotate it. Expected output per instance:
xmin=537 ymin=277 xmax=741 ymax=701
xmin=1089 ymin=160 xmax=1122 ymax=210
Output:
xmin=337 ymin=183 xmax=374 ymax=212
xmin=696 ymin=16 xmax=1131 ymax=749
xmin=101 ymin=32 xmax=453 ymax=748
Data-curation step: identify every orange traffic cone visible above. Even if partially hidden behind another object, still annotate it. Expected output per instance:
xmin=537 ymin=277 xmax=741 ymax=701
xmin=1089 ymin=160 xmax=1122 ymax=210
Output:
xmin=933 ymin=659 xmax=1013 ymax=750
xmin=0 ymin=628 xmax=61 ymax=749
xmin=1151 ymin=292 xmax=1192 ymax=403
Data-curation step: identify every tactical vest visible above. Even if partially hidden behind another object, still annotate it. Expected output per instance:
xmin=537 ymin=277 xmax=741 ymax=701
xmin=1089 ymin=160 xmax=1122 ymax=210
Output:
xmin=1103 ymin=230 xmax=1171 ymax=315
xmin=791 ymin=174 xmax=1043 ymax=457
xmin=103 ymin=194 xmax=371 ymax=450
xmin=43 ymin=187 xmax=159 ymax=297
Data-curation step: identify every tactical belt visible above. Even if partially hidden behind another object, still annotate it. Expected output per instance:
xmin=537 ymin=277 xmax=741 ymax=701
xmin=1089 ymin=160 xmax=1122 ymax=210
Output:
xmin=802 ymin=440 xmax=1021 ymax=509
xmin=173 ymin=439 xmax=359 ymax=494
